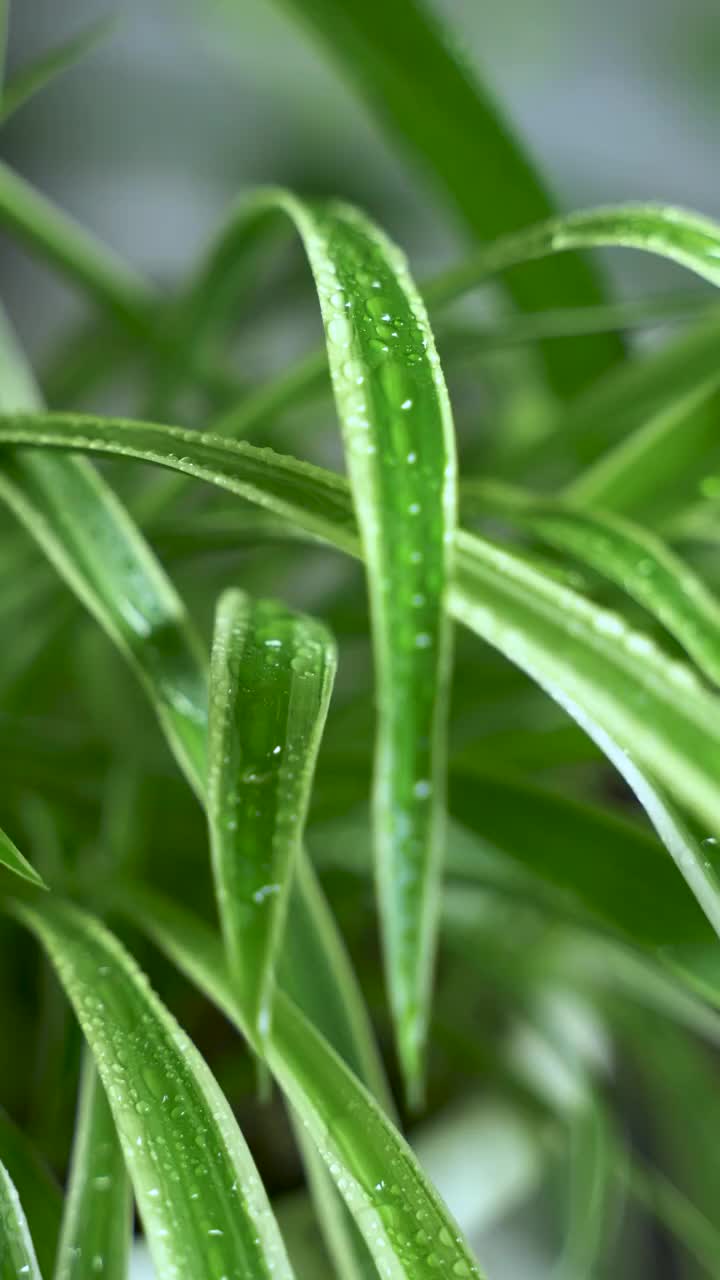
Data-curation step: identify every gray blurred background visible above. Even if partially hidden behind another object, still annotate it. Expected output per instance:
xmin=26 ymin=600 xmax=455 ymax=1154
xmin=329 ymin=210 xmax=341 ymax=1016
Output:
xmin=3 ymin=0 xmax=720 ymax=363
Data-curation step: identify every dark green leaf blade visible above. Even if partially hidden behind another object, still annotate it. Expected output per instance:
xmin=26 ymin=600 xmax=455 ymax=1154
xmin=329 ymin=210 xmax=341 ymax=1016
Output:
xmin=0 ymin=17 xmax=117 ymax=126
xmin=15 ymin=898 xmax=295 ymax=1280
xmin=0 ymin=1158 xmax=42 ymax=1280
xmin=208 ymin=589 xmax=337 ymax=1039
xmin=272 ymin=0 xmax=621 ymax=397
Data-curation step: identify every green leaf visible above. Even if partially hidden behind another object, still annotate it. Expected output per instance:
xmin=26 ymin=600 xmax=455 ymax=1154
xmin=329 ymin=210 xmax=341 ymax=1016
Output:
xmin=7 ymin=411 xmax=720 ymax=937
xmin=463 ymin=482 xmax=720 ymax=686
xmin=14 ymin=897 xmax=295 ymax=1280
xmin=0 ymin=17 xmax=117 ymax=126
xmin=272 ymin=0 xmax=621 ymax=398
xmin=0 ymin=163 xmax=152 ymax=336
xmin=434 ymin=204 xmax=720 ymax=304
xmin=131 ymin=184 xmax=456 ymax=1101
xmin=0 ymin=1108 xmax=61 ymax=1277
xmin=0 ymin=824 xmax=47 ymax=890
xmin=0 ymin=317 xmax=391 ymax=1130
xmin=123 ymin=888 xmax=487 ymax=1280
xmin=0 ymin=1157 xmax=42 ymax=1280
xmin=208 ymin=589 xmax=337 ymax=1039
xmin=0 ymin=309 xmax=209 ymax=792
xmin=54 ymin=1052 xmax=132 ymax=1280
xmin=517 ymin=313 xmax=720 ymax=478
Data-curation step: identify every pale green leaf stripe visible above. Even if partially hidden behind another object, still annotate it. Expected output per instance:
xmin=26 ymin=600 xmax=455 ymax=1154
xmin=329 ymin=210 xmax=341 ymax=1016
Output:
xmin=0 ymin=315 xmax=390 ymax=1112
xmin=0 ymin=823 xmax=47 ymax=890
xmin=54 ymin=1053 xmax=132 ymax=1280
xmin=0 ymin=17 xmax=116 ymax=125
xmin=0 ymin=1158 xmax=42 ymax=1280
xmin=14 ymin=897 xmax=295 ymax=1280
xmin=6 ymin=414 xmax=720 ymax=924
xmin=124 ymin=888 xmax=486 ymax=1280
xmin=463 ymin=481 xmax=720 ymax=686
xmin=208 ymin=589 xmax=337 ymax=1039
xmin=190 ymin=189 xmax=457 ymax=1100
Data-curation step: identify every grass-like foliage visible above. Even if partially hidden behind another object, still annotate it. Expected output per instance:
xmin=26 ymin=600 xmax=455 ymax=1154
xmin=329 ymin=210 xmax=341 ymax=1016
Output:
xmin=2 ymin=2 xmax=720 ymax=1277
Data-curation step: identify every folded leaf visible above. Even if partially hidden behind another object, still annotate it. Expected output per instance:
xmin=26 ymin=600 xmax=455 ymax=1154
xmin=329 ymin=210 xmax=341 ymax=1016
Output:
xmin=208 ymin=589 xmax=336 ymax=1038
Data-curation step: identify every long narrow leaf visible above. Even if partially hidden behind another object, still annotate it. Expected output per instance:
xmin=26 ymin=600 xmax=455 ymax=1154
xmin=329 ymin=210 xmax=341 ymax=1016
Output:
xmin=0 ymin=17 xmax=116 ymax=126
xmin=0 ymin=823 xmax=47 ymax=890
xmin=463 ymin=482 xmax=720 ymax=685
xmin=6 ymin=413 xmax=720 ymax=934
xmin=272 ymin=0 xmax=620 ymax=397
xmin=0 ymin=1158 xmax=42 ymax=1280
xmin=14 ymin=897 xmax=295 ymax=1280
xmin=193 ymin=189 xmax=457 ymax=1100
xmin=0 ymin=319 xmax=390 ymax=1125
xmin=208 ymin=589 xmax=336 ymax=1038
xmin=123 ymin=888 xmax=487 ymax=1280
xmin=54 ymin=1053 xmax=132 ymax=1280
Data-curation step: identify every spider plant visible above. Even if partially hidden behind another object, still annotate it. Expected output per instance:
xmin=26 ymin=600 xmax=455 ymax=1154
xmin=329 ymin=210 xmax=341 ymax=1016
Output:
xmin=2 ymin=2 xmax=720 ymax=1277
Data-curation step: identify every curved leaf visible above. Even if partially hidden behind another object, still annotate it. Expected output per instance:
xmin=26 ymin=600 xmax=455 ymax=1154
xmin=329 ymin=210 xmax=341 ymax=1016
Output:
xmin=54 ymin=1052 xmax=132 ymax=1280
xmin=272 ymin=0 xmax=621 ymax=397
xmin=463 ymin=482 xmax=720 ymax=686
xmin=208 ymin=589 xmax=336 ymax=1038
xmin=0 ymin=319 xmax=389 ymax=1131
xmin=0 ymin=1157 xmax=42 ymax=1280
xmin=124 ymin=888 xmax=487 ymax=1280
xmin=6 ymin=413 xmax=720 ymax=934
xmin=14 ymin=897 xmax=295 ymax=1280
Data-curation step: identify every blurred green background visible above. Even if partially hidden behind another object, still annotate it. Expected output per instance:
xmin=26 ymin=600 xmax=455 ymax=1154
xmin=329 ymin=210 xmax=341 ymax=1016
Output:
xmin=3 ymin=4 xmax=720 ymax=1277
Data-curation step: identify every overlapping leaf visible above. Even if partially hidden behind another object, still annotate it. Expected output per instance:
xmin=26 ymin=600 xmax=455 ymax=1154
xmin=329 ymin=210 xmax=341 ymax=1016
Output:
xmin=124 ymin=887 xmax=487 ymax=1280
xmin=14 ymin=897 xmax=295 ymax=1280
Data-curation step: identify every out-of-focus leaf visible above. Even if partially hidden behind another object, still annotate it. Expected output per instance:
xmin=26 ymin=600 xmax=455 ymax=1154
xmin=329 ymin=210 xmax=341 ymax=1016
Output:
xmin=272 ymin=0 xmax=621 ymax=398
xmin=208 ymin=589 xmax=336 ymax=1039
xmin=0 ymin=1107 xmax=61 ymax=1277
xmin=0 ymin=17 xmax=117 ymax=126
xmin=54 ymin=1053 xmax=132 ymax=1280
xmin=14 ymin=897 xmax=295 ymax=1280
xmin=125 ymin=888 xmax=487 ymax=1280
xmin=0 ymin=1157 xmax=42 ymax=1280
